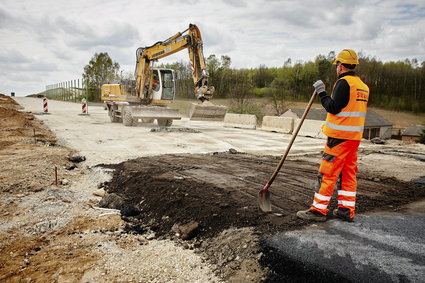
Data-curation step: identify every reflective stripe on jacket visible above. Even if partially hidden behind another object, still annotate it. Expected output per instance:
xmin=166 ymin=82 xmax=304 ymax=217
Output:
xmin=322 ymin=75 xmax=369 ymax=140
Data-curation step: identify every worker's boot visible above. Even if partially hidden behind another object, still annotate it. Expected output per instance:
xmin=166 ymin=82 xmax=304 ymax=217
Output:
xmin=296 ymin=209 xmax=327 ymax=222
xmin=333 ymin=208 xmax=354 ymax=222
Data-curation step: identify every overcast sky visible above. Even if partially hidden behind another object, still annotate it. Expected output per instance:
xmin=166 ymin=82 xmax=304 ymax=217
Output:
xmin=1 ymin=0 xmax=424 ymax=96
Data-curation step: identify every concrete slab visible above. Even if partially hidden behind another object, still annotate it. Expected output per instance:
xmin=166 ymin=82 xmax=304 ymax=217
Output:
xmin=262 ymin=213 xmax=425 ymax=282
xmin=295 ymin=119 xmax=326 ymax=139
xmin=261 ymin=116 xmax=294 ymax=134
xmin=14 ymin=97 xmax=326 ymax=166
xmin=223 ymin=113 xmax=257 ymax=129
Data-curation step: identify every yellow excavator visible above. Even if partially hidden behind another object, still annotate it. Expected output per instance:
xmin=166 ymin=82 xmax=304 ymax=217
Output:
xmin=101 ymin=24 xmax=227 ymax=127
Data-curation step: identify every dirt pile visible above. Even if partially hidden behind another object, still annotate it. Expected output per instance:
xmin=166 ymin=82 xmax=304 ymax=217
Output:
xmin=0 ymin=96 xmax=99 ymax=281
xmin=0 ymin=94 xmax=55 ymax=149
xmin=100 ymin=153 xmax=425 ymax=238
xmin=0 ymin=94 xmax=77 ymax=194
xmin=100 ymin=158 xmax=263 ymax=239
xmin=0 ymin=95 xmax=95 ymax=281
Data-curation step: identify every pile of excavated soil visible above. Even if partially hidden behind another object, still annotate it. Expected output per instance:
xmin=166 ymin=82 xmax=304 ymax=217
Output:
xmin=99 ymin=153 xmax=425 ymax=280
xmin=101 ymin=153 xmax=425 ymax=238
xmin=100 ymin=159 xmax=264 ymax=238
xmin=0 ymin=94 xmax=56 ymax=149
xmin=0 ymin=95 xmax=77 ymax=194
xmin=0 ymin=95 xmax=98 ymax=281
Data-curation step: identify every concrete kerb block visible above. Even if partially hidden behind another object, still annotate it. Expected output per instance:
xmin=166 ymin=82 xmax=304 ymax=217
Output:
xmin=295 ymin=119 xmax=327 ymax=139
xmin=261 ymin=116 xmax=294 ymax=134
xmin=223 ymin=113 xmax=257 ymax=129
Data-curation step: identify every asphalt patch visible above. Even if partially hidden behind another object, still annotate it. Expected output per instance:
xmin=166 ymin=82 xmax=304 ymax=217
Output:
xmin=260 ymin=214 xmax=425 ymax=282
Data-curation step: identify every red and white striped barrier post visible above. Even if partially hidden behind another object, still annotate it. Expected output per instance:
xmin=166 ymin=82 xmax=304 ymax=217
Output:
xmin=43 ymin=97 xmax=48 ymax=113
xmin=78 ymin=98 xmax=89 ymax=116
xmin=81 ymin=98 xmax=87 ymax=114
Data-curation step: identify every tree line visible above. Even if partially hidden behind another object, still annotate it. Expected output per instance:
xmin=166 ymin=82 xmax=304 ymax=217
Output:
xmin=82 ymin=52 xmax=425 ymax=113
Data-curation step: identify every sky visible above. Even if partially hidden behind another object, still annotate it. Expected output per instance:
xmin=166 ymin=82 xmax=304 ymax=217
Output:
xmin=1 ymin=0 xmax=425 ymax=97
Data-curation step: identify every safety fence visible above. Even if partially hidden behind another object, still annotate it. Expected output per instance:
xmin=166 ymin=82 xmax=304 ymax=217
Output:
xmin=45 ymin=79 xmax=89 ymax=102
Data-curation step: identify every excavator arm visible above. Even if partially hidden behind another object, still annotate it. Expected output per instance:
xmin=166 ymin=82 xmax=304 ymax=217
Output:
xmin=135 ymin=24 xmax=215 ymax=104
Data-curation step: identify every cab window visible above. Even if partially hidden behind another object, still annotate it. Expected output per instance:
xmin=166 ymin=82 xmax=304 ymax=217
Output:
xmin=160 ymin=70 xmax=174 ymax=100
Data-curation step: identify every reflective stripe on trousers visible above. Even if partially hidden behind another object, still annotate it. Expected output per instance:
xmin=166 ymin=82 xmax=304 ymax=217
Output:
xmin=310 ymin=139 xmax=360 ymax=218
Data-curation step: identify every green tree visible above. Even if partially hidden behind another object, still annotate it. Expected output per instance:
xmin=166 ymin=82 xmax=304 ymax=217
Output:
xmin=228 ymin=69 xmax=252 ymax=103
xmin=252 ymin=64 xmax=274 ymax=88
xmin=82 ymin=52 xmax=120 ymax=101
xmin=315 ymin=52 xmax=336 ymax=87
xmin=268 ymin=87 xmax=291 ymax=116
xmin=228 ymin=69 xmax=262 ymax=118
xmin=205 ymin=54 xmax=232 ymax=98
xmin=220 ymin=55 xmax=232 ymax=70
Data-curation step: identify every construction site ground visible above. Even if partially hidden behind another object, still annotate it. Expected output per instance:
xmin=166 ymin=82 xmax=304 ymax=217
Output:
xmin=1 ymin=95 xmax=424 ymax=282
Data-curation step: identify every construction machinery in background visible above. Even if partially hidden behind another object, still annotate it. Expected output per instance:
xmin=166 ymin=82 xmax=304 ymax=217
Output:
xmin=101 ymin=24 xmax=227 ymax=127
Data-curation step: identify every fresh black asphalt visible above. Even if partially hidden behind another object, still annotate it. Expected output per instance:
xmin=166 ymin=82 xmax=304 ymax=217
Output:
xmin=260 ymin=213 xmax=425 ymax=282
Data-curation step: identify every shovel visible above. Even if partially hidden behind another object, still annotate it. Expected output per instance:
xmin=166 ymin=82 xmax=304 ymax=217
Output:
xmin=258 ymin=90 xmax=318 ymax=212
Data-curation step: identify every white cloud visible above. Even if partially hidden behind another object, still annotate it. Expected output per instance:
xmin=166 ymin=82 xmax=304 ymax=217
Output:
xmin=0 ymin=0 xmax=424 ymax=96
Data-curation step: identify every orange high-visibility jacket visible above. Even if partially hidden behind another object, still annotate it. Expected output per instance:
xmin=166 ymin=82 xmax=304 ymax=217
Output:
xmin=322 ymin=75 xmax=369 ymax=140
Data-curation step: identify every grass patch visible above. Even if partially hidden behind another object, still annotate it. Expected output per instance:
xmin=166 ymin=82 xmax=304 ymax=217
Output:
xmin=370 ymin=107 xmax=425 ymax=128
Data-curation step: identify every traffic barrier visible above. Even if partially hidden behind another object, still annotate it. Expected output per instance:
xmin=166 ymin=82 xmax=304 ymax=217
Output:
xmin=43 ymin=97 xmax=48 ymax=113
xmin=82 ymin=99 xmax=87 ymax=114
xmin=81 ymin=98 xmax=89 ymax=115
xmin=261 ymin=116 xmax=294 ymax=134
xmin=223 ymin=113 xmax=257 ymax=129
xmin=295 ymin=119 xmax=327 ymax=139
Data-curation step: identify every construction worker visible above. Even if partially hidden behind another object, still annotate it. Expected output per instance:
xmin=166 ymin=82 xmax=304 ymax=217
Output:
xmin=152 ymin=74 xmax=160 ymax=91
xmin=297 ymin=49 xmax=369 ymax=222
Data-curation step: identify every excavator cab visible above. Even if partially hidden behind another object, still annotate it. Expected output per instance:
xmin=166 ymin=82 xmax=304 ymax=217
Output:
xmin=150 ymin=69 xmax=175 ymax=102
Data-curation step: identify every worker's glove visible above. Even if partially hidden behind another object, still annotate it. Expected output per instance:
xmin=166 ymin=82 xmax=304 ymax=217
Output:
xmin=313 ymin=80 xmax=325 ymax=94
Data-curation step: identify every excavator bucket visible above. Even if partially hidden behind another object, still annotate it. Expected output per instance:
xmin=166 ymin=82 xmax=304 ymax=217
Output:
xmin=189 ymin=101 xmax=228 ymax=121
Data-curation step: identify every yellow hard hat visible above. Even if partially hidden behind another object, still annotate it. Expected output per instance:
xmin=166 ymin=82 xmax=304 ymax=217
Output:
xmin=333 ymin=49 xmax=359 ymax=65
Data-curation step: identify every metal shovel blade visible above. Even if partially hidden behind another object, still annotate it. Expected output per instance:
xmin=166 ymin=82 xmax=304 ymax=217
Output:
xmin=258 ymin=189 xmax=271 ymax=212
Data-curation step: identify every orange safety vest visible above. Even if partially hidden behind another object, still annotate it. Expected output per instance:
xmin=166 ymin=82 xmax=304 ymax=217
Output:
xmin=322 ymin=75 xmax=369 ymax=140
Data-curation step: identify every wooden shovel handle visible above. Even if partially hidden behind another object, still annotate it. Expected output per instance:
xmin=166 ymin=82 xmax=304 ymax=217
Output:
xmin=266 ymin=90 xmax=318 ymax=187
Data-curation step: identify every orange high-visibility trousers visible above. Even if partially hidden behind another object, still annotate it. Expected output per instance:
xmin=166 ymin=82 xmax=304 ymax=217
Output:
xmin=310 ymin=139 xmax=360 ymax=218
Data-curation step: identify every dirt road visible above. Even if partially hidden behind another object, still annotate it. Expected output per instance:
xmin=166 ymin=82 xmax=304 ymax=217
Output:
xmin=2 ymin=96 xmax=425 ymax=282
